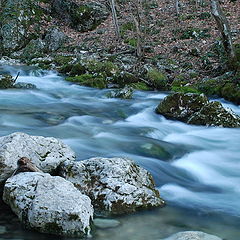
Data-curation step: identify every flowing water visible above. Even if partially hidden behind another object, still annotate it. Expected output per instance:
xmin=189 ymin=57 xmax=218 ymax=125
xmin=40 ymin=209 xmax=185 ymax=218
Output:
xmin=0 ymin=65 xmax=240 ymax=240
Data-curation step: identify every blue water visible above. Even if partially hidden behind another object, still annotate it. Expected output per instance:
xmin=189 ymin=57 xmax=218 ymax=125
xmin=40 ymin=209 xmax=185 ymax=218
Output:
xmin=0 ymin=65 xmax=239 ymax=240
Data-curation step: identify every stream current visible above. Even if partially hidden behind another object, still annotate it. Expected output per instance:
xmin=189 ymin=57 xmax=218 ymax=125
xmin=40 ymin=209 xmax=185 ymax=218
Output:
xmin=0 ymin=65 xmax=239 ymax=240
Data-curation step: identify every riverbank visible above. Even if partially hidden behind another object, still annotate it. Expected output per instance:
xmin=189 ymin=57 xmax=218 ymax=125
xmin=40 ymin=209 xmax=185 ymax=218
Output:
xmin=0 ymin=0 xmax=240 ymax=104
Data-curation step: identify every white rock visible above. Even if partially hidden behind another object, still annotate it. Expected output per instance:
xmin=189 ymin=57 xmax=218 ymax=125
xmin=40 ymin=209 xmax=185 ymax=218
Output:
xmin=3 ymin=172 xmax=93 ymax=237
xmin=161 ymin=231 xmax=222 ymax=240
xmin=0 ymin=132 xmax=76 ymax=184
xmin=59 ymin=157 xmax=165 ymax=215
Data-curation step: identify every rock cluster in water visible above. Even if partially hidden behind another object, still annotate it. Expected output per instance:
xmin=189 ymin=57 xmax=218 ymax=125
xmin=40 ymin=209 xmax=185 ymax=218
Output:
xmin=0 ymin=74 xmax=37 ymax=89
xmin=0 ymin=132 xmax=165 ymax=237
xmin=156 ymin=93 xmax=240 ymax=128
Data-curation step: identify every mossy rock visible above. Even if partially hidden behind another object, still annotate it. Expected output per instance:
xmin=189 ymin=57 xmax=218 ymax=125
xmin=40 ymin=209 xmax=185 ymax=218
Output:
xmin=113 ymin=72 xmax=139 ymax=87
xmin=65 ymin=74 xmax=106 ymax=89
xmin=69 ymin=63 xmax=86 ymax=76
xmin=130 ymin=82 xmax=151 ymax=91
xmin=54 ymin=56 xmax=74 ymax=66
xmin=59 ymin=64 xmax=73 ymax=74
xmin=171 ymin=86 xmax=200 ymax=94
xmin=140 ymin=143 xmax=171 ymax=160
xmin=86 ymin=60 xmax=119 ymax=77
xmin=197 ymin=79 xmax=223 ymax=96
xmin=147 ymin=69 xmax=168 ymax=90
xmin=0 ymin=74 xmax=15 ymax=89
xmin=171 ymin=79 xmax=200 ymax=94
xmin=220 ymin=82 xmax=240 ymax=105
xmin=188 ymin=101 xmax=240 ymax=127
xmin=51 ymin=0 xmax=109 ymax=32
xmin=0 ymin=0 xmax=44 ymax=54
xmin=156 ymin=93 xmax=208 ymax=121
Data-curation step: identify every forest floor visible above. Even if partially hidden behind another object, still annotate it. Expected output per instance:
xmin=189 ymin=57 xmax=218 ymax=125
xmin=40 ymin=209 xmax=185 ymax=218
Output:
xmin=40 ymin=0 xmax=240 ymax=80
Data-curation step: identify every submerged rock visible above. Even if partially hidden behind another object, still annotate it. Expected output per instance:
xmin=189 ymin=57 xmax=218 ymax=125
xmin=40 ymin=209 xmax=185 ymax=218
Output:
xmin=58 ymin=157 xmax=165 ymax=215
xmin=93 ymin=218 xmax=120 ymax=229
xmin=0 ymin=132 xmax=75 ymax=188
xmin=14 ymin=82 xmax=37 ymax=89
xmin=3 ymin=172 xmax=93 ymax=237
xmin=156 ymin=93 xmax=240 ymax=127
xmin=161 ymin=231 xmax=222 ymax=240
xmin=107 ymin=86 xmax=134 ymax=99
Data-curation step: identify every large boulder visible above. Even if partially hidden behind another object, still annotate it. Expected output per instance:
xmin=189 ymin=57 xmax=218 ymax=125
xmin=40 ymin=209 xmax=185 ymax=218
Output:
xmin=0 ymin=132 xmax=75 ymax=187
xmin=0 ymin=0 xmax=42 ymax=54
xmin=156 ymin=93 xmax=208 ymax=122
xmin=11 ymin=38 xmax=46 ymax=60
xmin=156 ymin=93 xmax=240 ymax=127
xmin=188 ymin=101 xmax=240 ymax=127
xmin=3 ymin=172 xmax=93 ymax=237
xmin=160 ymin=231 xmax=222 ymax=240
xmin=44 ymin=27 xmax=68 ymax=52
xmin=51 ymin=0 xmax=109 ymax=32
xmin=58 ymin=157 xmax=165 ymax=215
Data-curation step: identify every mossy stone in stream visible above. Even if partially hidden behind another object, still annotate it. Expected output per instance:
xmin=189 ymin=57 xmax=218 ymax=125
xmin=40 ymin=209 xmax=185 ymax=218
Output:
xmin=140 ymin=143 xmax=171 ymax=160
xmin=188 ymin=101 xmax=240 ymax=127
xmin=66 ymin=74 xmax=107 ymax=89
xmin=156 ymin=93 xmax=208 ymax=122
xmin=0 ymin=74 xmax=15 ymax=89
xmin=220 ymin=82 xmax=240 ymax=105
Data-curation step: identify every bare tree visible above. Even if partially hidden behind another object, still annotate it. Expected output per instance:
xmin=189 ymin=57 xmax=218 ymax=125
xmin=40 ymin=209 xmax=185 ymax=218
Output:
xmin=210 ymin=0 xmax=236 ymax=67
xmin=175 ymin=0 xmax=180 ymax=16
xmin=129 ymin=0 xmax=145 ymax=58
xmin=109 ymin=0 xmax=120 ymax=40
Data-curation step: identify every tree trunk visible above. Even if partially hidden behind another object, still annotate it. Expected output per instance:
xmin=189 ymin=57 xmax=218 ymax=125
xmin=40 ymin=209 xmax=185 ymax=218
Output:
xmin=109 ymin=0 xmax=120 ymax=40
xmin=133 ymin=15 xmax=142 ymax=58
xmin=210 ymin=0 xmax=236 ymax=66
xmin=175 ymin=0 xmax=180 ymax=16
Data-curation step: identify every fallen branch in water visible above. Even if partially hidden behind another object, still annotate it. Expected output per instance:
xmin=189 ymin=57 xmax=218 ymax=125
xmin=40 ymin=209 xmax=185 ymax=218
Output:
xmin=13 ymin=72 xmax=20 ymax=83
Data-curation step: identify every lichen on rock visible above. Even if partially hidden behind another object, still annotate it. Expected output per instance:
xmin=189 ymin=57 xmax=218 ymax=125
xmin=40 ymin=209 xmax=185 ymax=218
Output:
xmin=156 ymin=93 xmax=208 ymax=122
xmin=3 ymin=172 xmax=93 ymax=237
xmin=0 ymin=132 xmax=76 ymax=188
xmin=58 ymin=157 xmax=165 ymax=216
xmin=156 ymin=92 xmax=240 ymax=128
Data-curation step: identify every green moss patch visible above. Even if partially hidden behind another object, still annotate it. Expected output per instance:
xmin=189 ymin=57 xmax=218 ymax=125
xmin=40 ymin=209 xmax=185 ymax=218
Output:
xmin=147 ymin=69 xmax=168 ymax=90
xmin=66 ymin=74 xmax=107 ymax=89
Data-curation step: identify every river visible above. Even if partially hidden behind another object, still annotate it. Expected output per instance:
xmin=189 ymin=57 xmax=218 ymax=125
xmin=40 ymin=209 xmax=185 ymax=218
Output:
xmin=0 ymin=65 xmax=239 ymax=240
